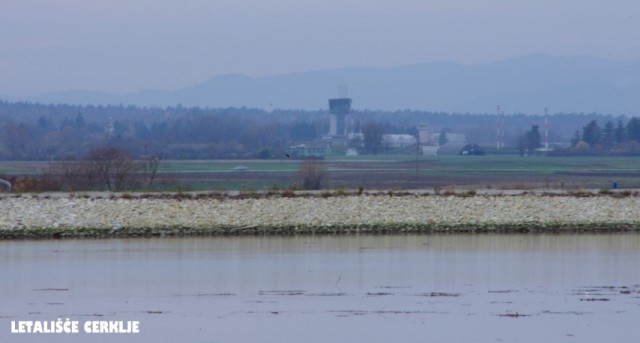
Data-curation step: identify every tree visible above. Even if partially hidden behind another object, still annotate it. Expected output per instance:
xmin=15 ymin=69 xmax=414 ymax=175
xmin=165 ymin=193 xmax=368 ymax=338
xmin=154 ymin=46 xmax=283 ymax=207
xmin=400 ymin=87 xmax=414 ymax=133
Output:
xmin=570 ymin=130 xmax=582 ymax=147
xmin=290 ymin=122 xmax=317 ymax=141
xmin=3 ymin=121 xmax=32 ymax=160
xmin=140 ymin=155 xmax=161 ymax=189
xmin=36 ymin=116 xmax=53 ymax=133
xmin=256 ymin=147 xmax=274 ymax=159
xmin=74 ymin=113 xmax=86 ymax=129
xmin=616 ymin=119 xmax=626 ymax=145
xmin=527 ymin=125 xmax=541 ymax=150
xmin=602 ymin=121 xmax=616 ymax=148
xmin=582 ymin=120 xmax=601 ymax=147
xmin=85 ymin=147 xmax=136 ymax=191
xmin=627 ymin=117 xmax=640 ymax=142
xmin=517 ymin=134 xmax=527 ymax=157
xmin=516 ymin=125 xmax=541 ymax=156
xmin=297 ymin=158 xmax=327 ymax=190
xmin=362 ymin=122 xmax=383 ymax=155
xmin=54 ymin=159 xmax=100 ymax=191
xmin=438 ymin=128 xmax=448 ymax=145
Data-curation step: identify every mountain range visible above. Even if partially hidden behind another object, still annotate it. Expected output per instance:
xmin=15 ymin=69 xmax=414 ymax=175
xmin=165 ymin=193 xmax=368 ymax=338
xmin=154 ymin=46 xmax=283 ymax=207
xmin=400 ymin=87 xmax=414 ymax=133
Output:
xmin=21 ymin=54 xmax=640 ymax=114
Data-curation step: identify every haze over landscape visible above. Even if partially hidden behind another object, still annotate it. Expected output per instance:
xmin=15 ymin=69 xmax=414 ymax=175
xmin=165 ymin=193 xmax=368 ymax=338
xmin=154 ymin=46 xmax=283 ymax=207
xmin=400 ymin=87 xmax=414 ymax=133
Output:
xmin=2 ymin=0 xmax=640 ymax=113
xmin=4 ymin=4 xmax=640 ymax=343
xmin=20 ymin=55 xmax=640 ymax=114
xmin=2 ymin=0 xmax=640 ymax=178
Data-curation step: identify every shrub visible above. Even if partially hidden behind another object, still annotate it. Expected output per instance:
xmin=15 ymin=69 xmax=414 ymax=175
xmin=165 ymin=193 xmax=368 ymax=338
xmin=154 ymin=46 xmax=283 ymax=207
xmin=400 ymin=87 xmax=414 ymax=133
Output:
xmin=297 ymin=158 xmax=327 ymax=190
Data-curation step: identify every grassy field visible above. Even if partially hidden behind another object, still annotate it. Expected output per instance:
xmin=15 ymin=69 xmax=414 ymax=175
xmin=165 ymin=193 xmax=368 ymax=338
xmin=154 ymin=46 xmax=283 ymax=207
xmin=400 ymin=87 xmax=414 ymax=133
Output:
xmin=2 ymin=155 xmax=640 ymax=191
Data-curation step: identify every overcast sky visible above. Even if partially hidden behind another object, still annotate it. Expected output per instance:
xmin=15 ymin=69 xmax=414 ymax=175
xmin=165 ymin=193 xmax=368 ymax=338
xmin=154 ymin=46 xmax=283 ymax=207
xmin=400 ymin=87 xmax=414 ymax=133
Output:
xmin=2 ymin=0 xmax=639 ymax=96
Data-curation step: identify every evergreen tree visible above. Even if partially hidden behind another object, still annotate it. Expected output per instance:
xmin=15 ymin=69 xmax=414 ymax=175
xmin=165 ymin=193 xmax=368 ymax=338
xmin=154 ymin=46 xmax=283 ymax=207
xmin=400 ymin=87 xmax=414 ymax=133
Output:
xmin=362 ymin=122 xmax=384 ymax=155
xmin=570 ymin=130 xmax=581 ymax=146
xmin=517 ymin=134 xmax=527 ymax=156
xmin=615 ymin=119 xmax=626 ymax=145
xmin=527 ymin=125 xmax=541 ymax=150
xmin=438 ymin=128 xmax=448 ymax=145
xmin=627 ymin=117 xmax=640 ymax=142
xmin=602 ymin=120 xmax=615 ymax=148
xmin=582 ymin=120 xmax=601 ymax=147
xmin=74 ymin=113 xmax=86 ymax=128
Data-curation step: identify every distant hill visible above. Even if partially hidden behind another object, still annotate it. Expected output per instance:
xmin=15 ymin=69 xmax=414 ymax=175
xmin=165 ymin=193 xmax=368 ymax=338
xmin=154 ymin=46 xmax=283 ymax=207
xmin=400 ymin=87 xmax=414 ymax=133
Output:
xmin=24 ymin=55 xmax=640 ymax=114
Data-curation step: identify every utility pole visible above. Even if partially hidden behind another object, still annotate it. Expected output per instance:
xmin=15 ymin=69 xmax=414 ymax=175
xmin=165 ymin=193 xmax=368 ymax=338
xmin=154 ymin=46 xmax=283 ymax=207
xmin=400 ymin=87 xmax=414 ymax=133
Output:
xmin=544 ymin=107 xmax=549 ymax=150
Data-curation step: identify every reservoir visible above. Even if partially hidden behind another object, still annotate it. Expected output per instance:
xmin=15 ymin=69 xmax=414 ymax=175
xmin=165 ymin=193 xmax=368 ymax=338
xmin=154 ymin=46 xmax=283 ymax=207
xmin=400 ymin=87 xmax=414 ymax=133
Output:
xmin=1 ymin=234 xmax=639 ymax=342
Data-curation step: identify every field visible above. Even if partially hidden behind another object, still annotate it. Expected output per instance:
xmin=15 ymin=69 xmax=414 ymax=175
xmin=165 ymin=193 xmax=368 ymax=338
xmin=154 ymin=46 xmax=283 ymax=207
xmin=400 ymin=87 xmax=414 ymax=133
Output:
xmin=2 ymin=155 xmax=640 ymax=191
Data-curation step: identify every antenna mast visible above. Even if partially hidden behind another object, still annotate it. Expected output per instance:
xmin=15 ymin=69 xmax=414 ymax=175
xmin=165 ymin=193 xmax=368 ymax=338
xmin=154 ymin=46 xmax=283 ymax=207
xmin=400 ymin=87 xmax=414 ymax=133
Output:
xmin=496 ymin=106 xmax=504 ymax=150
xmin=544 ymin=107 xmax=549 ymax=150
xmin=496 ymin=106 xmax=500 ymax=150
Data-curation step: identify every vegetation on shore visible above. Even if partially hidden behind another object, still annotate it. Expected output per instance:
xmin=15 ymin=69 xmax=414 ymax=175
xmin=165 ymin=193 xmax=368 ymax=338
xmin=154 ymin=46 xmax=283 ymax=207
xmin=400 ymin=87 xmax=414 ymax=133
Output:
xmin=2 ymin=221 xmax=639 ymax=240
xmin=3 ymin=154 xmax=640 ymax=192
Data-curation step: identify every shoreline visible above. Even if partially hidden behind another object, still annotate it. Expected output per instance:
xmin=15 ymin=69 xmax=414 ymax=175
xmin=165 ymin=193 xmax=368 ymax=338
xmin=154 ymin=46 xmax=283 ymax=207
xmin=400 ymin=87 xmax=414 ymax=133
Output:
xmin=2 ymin=223 xmax=639 ymax=240
xmin=2 ymin=190 xmax=640 ymax=239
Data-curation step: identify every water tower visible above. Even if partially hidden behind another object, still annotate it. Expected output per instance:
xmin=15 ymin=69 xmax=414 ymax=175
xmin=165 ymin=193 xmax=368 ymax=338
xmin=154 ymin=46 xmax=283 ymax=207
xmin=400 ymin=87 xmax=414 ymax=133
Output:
xmin=328 ymin=98 xmax=351 ymax=137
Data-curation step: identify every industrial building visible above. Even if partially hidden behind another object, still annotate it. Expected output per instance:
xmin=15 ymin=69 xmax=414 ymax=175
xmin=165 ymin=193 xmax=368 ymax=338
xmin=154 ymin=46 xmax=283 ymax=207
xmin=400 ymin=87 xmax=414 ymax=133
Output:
xmin=286 ymin=144 xmax=332 ymax=158
xmin=382 ymin=134 xmax=417 ymax=148
xmin=328 ymin=98 xmax=351 ymax=138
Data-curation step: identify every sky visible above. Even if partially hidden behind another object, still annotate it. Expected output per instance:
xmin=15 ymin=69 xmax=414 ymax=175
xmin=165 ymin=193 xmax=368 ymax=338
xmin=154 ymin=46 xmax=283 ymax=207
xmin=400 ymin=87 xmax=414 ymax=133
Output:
xmin=1 ymin=0 xmax=639 ymax=96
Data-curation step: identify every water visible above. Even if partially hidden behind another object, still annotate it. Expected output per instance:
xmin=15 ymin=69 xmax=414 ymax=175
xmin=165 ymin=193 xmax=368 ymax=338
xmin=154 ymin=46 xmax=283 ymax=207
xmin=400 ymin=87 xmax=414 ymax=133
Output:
xmin=1 ymin=234 xmax=639 ymax=342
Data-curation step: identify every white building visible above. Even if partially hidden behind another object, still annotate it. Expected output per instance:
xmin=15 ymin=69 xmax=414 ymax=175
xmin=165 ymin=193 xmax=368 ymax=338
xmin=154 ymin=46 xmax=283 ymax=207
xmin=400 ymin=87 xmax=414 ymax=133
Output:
xmin=382 ymin=134 xmax=417 ymax=148
xmin=445 ymin=133 xmax=466 ymax=144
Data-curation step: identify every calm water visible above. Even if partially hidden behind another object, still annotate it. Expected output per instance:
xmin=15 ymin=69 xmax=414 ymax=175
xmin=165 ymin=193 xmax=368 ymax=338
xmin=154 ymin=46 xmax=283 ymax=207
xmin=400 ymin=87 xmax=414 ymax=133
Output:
xmin=1 ymin=234 xmax=640 ymax=343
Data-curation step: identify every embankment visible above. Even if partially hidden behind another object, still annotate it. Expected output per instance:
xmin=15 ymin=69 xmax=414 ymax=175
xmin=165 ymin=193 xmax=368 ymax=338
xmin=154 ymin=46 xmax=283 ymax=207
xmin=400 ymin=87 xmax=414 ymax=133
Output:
xmin=1 ymin=191 xmax=639 ymax=239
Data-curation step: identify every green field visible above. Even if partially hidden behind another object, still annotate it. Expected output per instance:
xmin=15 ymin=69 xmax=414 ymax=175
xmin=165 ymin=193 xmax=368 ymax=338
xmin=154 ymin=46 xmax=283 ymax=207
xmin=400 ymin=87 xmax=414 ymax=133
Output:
xmin=2 ymin=155 xmax=640 ymax=191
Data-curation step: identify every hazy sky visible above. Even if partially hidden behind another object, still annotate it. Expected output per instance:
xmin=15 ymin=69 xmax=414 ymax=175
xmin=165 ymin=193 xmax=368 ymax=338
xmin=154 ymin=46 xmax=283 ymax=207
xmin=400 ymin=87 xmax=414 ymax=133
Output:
xmin=2 ymin=0 xmax=639 ymax=96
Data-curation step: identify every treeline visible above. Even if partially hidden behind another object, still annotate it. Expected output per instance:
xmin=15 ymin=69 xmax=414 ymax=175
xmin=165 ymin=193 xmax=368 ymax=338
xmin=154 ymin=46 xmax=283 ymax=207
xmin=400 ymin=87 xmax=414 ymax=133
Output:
xmin=0 ymin=101 xmax=416 ymax=160
xmin=550 ymin=118 xmax=640 ymax=156
xmin=0 ymin=99 xmax=635 ymax=160
xmin=0 ymin=110 xmax=328 ymax=160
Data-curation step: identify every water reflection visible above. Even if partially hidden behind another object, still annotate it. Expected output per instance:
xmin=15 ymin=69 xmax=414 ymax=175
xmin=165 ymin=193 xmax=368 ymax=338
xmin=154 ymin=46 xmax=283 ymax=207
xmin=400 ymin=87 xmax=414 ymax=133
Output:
xmin=1 ymin=234 xmax=639 ymax=343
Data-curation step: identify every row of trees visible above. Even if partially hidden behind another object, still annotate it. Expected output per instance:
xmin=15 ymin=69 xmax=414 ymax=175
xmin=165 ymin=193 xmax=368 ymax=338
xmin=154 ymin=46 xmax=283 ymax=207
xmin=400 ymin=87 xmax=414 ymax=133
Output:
xmin=0 ymin=113 xmax=327 ymax=160
xmin=573 ymin=118 xmax=640 ymax=148
xmin=549 ymin=118 xmax=640 ymax=156
xmin=1 ymin=99 xmax=589 ymax=139
xmin=54 ymin=147 xmax=161 ymax=191
xmin=516 ymin=125 xmax=542 ymax=156
xmin=3 ymin=147 xmax=333 ymax=192
xmin=2 ymin=147 xmax=162 ymax=192
xmin=3 ymin=99 xmax=640 ymax=160
xmin=1 ymin=112 xmax=420 ymax=161
xmin=4 ymin=99 xmax=617 ymax=160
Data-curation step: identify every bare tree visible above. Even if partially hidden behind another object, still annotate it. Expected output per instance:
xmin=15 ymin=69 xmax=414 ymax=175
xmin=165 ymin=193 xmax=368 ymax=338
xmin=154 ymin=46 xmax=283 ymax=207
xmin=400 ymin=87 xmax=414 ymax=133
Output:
xmin=139 ymin=155 xmax=161 ymax=190
xmin=52 ymin=147 xmax=161 ymax=191
xmin=297 ymin=158 xmax=327 ymax=190
xmin=54 ymin=160 xmax=100 ymax=191
xmin=3 ymin=121 xmax=32 ymax=159
xmin=85 ymin=147 xmax=137 ymax=191
xmin=112 ymin=153 xmax=136 ymax=191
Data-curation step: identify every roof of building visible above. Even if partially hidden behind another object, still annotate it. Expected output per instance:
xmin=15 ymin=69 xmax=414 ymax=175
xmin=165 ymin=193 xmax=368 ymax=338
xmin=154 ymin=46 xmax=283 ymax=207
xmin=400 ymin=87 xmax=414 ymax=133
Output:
xmin=437 ymin=143 xmax=466 ymax=155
